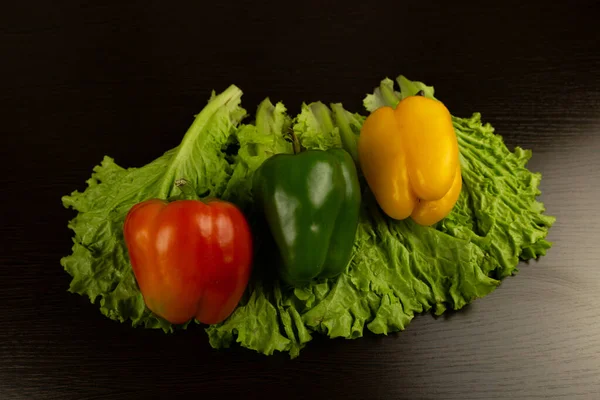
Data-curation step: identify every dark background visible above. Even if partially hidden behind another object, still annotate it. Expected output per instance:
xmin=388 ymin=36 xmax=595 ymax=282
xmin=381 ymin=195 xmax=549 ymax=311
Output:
xmin=2 ymin=1 xmax=599 ymax=399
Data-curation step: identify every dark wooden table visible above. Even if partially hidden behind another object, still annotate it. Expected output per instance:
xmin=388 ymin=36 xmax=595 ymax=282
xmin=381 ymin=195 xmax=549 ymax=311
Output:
xmin=2 ymin=1 xmax=599 ymax=399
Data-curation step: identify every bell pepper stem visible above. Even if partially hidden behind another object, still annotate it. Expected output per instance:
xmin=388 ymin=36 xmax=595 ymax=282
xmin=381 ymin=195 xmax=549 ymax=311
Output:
xmin=172 ymin=178 xmax=199 ymax=201
xmin=288 ymin=128 xmax=301 ymax=155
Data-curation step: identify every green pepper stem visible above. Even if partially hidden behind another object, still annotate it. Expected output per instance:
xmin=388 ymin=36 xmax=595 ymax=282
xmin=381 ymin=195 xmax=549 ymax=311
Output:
xmin=288 ymin=128 xmax=301 ymax=155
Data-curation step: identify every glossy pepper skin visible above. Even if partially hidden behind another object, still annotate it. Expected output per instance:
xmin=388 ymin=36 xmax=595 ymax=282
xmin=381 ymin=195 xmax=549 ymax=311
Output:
xmin=123 ymin=198 xmax=253 ymax=325
xmin=252 ymin=148 xmax=361 ymax=287
xmin=358 ymin=95 xmax=462 ymax=226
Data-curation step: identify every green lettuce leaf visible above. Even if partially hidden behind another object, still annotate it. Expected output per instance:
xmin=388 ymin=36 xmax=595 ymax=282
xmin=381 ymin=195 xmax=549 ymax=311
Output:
xmin=397 ymin=75 xmax=436 ymax=100
xmin=363 ymin=77 xmax=400 ymax=112
xmin=222 ymin=98 xmax=292 ymax=209
xmin=294 ymin=102 xmax=342 ymax=150
xmin=363 ymin=75 xmax=435 ymax=111
xmin=330 ymin=103 xmax=364 ymax=163
xmin=62 ymin=76 xmax=555 ymax=359
xmin=448 ymin=114 xmax=556 ymax=278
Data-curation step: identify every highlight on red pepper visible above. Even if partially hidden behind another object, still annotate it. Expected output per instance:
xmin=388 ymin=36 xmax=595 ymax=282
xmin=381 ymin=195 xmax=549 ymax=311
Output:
xmin=123 ymin=180 xmax=253 ymax=325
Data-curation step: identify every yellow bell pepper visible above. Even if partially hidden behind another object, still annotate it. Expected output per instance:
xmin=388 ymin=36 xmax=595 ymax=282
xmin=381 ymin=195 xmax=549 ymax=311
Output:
xmin=358 ymin=95 xmax=462 ymax=226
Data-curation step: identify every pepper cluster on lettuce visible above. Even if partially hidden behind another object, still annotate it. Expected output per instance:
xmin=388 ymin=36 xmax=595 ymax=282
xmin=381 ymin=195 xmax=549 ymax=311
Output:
xmin=61 ymin=76 xmax=555 ymax=358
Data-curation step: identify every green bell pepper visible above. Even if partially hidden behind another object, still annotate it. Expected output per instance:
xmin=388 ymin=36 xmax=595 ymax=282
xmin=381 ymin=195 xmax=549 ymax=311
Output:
xmin=252 ymin=142 xmax=361 ymax=288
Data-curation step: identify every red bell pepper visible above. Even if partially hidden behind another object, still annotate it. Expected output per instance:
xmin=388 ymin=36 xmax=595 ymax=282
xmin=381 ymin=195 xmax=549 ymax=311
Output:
xmin=123 ymin=198 xmax=253 ymax=325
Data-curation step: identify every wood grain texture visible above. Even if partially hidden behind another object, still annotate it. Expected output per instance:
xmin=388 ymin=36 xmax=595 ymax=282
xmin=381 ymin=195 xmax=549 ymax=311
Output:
xmin=1 ymin=0 xmax=599 ymax=399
